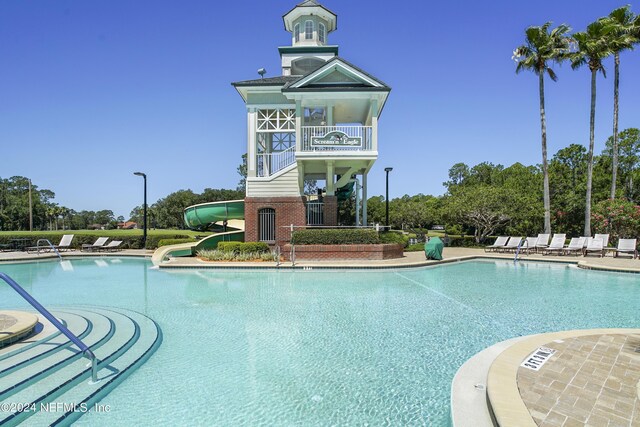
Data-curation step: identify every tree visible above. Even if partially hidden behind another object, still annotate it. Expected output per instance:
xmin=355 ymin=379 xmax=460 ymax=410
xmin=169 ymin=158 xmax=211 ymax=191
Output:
xmin=514 ymin=22 xmax=571 ymax=235
xmin=602 ymin=6 xmax=639 ymax=199
xmin=603 ymin=128 xmax=640 ymax=202
xmin=571 ymin=20 xmax=613 ymax=236
xmin=237 ymin=153 xmax=247 ymax=192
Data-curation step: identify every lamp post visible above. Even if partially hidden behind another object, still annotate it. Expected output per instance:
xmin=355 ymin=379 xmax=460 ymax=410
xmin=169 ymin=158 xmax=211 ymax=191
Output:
xmin=384 ymin=167 xmax=393 ymax=230
xmin=133 ymin=172 xmax=147 ymax=249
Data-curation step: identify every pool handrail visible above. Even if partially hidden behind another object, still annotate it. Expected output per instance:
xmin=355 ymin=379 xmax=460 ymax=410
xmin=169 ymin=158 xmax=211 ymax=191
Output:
xmin=0 ymin=272 xmax=99 ymax=383
xmin=36 ymin=239 xmax=62 ymax=260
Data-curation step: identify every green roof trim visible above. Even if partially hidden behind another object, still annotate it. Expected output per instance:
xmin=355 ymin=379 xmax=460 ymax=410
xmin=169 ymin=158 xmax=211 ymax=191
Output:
xmin=278 ymin=45 xmax=339 ymax=55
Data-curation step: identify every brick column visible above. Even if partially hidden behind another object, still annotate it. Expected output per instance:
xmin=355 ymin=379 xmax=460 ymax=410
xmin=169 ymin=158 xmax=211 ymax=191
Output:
xmin=323 ymin=195 xmax=338 ymax=226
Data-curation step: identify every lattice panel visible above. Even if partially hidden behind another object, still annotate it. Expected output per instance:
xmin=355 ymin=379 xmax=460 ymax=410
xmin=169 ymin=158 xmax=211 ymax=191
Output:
xmin=257 ymin=109 xmax=295 ymax=132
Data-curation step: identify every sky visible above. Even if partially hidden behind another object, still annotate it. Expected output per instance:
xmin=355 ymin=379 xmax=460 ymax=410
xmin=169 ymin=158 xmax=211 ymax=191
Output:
xmin=1 ymin=0 xmax=639 ymax=219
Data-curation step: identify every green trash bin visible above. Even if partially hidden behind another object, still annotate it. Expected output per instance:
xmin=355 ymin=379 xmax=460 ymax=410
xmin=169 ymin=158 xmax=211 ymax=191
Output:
xmin=424 ymin=237 xmax=444 ymax=260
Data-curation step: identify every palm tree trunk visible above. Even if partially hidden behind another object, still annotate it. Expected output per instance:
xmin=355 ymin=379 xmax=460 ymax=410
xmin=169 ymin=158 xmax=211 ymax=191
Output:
xmin=610 ymin=52 xmax=620 ymax=199
xmin=584 ymin=69 xmax=597 ymax=237
xmin=539 ymin=72 xmax=551 ymax=234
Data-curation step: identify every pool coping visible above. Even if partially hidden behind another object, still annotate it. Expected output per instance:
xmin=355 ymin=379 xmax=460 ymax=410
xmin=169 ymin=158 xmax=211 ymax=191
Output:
xmin=0 ymin=310 xmax=39 ymax=346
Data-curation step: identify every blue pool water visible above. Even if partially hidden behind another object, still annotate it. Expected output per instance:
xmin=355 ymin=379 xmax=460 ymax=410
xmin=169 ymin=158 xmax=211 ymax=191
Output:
xmin=1 ymin=258 xmax=638 ymax=425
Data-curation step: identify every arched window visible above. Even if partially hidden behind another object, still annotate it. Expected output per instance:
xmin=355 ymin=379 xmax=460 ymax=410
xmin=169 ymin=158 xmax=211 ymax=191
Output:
xmin=305 ymin=20 xmax=313 ymax=40
xmin=318 ymin=23 xmax=325 ymax=43
xmin=258 ymin=208 xmax=276 ymax=242
xmin=294 ymin=23 xmax=300 ymax=43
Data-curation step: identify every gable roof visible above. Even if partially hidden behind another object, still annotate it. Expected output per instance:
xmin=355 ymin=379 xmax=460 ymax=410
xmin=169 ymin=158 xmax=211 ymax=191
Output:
xmin=282 ymin=56 xmax=390 ymax=92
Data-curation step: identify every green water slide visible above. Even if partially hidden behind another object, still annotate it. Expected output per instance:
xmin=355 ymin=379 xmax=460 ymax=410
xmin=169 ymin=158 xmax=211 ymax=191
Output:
xmin=184 ymin=199 xmax=245 ymax=231
xmin=151 ymin=200 xmax=245 ymax=265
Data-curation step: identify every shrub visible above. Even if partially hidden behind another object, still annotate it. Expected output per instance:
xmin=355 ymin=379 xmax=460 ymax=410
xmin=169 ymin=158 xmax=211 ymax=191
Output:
xmin=217 ymin=241 xmax=270 ymax=254
xmin=158 ymin=238 xmax=196 ymax=247
xmin=405 ymin=243 xmax=424 ymax=252
xmin=447 ymin=235 xmax=483 ymax=247
xmin=197 ymin=249 xmax=274 ymax=262
xmin=292 ymin=229 xmax=380 ymax=245
xmin=592 ymin=199 xmax=640 ymax=245
xmin=378 ymin=231 xmax=409 ymax=247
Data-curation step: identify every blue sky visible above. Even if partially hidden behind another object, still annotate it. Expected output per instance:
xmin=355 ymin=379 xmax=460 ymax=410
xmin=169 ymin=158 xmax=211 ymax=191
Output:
xmin=1 ymin=0 xmax=639 ymax=219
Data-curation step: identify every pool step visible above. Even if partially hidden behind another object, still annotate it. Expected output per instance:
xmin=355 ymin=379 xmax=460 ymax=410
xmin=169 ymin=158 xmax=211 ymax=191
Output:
xmin=0 ymin=307 xmax=161 ymax=426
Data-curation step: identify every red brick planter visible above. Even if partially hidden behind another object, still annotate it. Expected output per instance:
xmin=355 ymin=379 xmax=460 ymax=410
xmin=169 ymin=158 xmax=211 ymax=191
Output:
xmin=282 ymin=244 xmax=404 ymax=261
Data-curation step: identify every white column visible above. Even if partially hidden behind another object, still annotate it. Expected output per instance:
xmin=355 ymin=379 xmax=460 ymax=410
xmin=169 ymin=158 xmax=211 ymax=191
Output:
xmin=247 ymin=108 xmax=257 ymax=177
xmin=362 ymin=171 xmax=368 ymax=225
xmin=327 ymin=103 xmax=334 ymax=126
xmin=326 ymin=161 xmax=335 ymax=195
xmin=371 ymin=99 xmax=379 ymax=152
xmin=295 ymin=100 xmax=302 ymax=153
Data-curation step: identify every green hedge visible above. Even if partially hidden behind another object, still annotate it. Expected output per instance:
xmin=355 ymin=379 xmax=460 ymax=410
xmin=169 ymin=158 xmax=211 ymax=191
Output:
xmin=378 ymin=231 xmax=409 ymax=247
xmin=0 ymin=232 xmax=197 ymax=250
xmin=158 ymin=238 xmax=196 ymax=247
xmin=217 ymin=241 xmax=270 ymax=254
xmin=292 ymin=229 xmax=380 ymax=245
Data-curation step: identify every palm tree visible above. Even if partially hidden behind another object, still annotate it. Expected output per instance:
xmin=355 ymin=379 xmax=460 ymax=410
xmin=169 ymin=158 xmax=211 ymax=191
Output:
xmin=513 ymin=22 xmax=571 ymax=234
xmin=570 ymin=20 xmax=613 ymax=237
xmin=603 ymin=6 xmax=639 ymax=199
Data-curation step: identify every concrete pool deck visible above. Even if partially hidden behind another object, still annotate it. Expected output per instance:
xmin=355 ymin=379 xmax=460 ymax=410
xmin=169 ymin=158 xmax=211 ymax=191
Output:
xmin=1 ymin=246 xmax=639 ymax=426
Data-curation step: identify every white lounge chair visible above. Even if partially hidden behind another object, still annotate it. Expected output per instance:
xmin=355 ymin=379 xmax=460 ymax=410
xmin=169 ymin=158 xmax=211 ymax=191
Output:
xmin=100 ymin=240 xmax=123 ymax=252
xmin=564 ymin=237 xmax=586 ymax=256
xmin=614 ymin=238 xmax=637 ymax=259
xmin=54 ymin=234 xmax=74 ymax=251
xmin=26 ymin=234 xmax=75 ymax=254
xmin=594 ymin=233 xmax=610 ymax=248
xmin=533 ymin=233 xmax=550 ymax=252
xmin=584 ymin=238 xmax=604 ymax=257
xmin=500 ymin=237 xmax=523 ymax=253
xmin=543 ymin=236 xmax=566 ymax=255
xmin=81 ymin=237 xmax=109 ymax=252
xmin=485 ymin=236 xmax=508 ymax=252
xmin=522 ymin=237 xmax=538 ymax=254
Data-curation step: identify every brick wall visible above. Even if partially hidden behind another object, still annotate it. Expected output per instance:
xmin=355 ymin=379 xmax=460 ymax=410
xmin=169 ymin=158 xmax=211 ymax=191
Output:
xmin=282 ymin=243 xmax=404 ymax=261
xmin=245 ymin=196 xmax=307 ymax=246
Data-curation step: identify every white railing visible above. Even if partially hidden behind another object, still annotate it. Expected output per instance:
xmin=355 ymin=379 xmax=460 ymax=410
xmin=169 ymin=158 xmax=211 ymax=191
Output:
xmin=306 ymin=201 xmax=324 ymax=226
xmin=257 ymin=145 xmax=296 ymax=177
xmin=301 ymin=126 xmax=373 ymax=152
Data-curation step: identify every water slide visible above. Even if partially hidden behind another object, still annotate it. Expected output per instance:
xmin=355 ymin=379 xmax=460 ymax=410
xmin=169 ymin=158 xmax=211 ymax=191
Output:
xmin=151 ymin=200 xmax=245 ymax=265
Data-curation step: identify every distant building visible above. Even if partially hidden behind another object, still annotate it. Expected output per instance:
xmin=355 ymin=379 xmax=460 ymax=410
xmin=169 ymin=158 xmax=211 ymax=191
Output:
xmin=232 ymin=0 xmax=390 ymax=245
xmin=117 ymin=221 xmax=138 ymax=230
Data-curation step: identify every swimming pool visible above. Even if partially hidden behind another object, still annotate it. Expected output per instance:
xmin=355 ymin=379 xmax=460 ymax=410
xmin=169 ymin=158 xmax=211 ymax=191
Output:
xmin=1 ymin=258 xmax=638 ymax=425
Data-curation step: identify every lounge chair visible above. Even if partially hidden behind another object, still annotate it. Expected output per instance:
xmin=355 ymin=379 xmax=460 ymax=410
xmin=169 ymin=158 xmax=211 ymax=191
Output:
xmin=584 ymin=238 xmax=604 ymax=257
xmin=533 ymin=233 xmax=550 ymax=253
xmin=81 ymin=237 xmax=109 ymax=252
xmin=100 ymin=240 xmax=123 ymax=252
xmin=522 ymin=237 xmax=538 ymax=254
xmin=484 ymin=236 xmax=508 ymax=252
xmin=500 ymin=237 xmax=523 ymax=253
xmin=614 ymin=238 xmax=637 ymax=259
xmin=543 ymin=236 xmax=566 ymax=255
xmin=564 ymin=237 xmax=586 ymax=256
xmin=26 ymin=234 xmax=75 ymax=254
xmin=594 ymin=233 xmax=610 ymax=248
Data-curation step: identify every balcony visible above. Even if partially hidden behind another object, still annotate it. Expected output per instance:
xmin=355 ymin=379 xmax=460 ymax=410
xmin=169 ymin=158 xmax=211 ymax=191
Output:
xmin=301 ymin=126 xmax=372 ymax=152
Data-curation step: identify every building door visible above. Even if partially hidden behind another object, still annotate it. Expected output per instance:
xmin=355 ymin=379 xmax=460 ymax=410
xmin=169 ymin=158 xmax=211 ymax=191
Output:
xmin=258 ymin=208 xmax=276 ymax=243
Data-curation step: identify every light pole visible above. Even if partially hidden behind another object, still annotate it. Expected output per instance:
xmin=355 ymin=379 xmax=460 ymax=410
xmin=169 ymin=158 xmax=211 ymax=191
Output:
xmin=133 ymin=172 xmax=147 ymax=249
xmin=384 ymin=167 xmax=393 ymax=230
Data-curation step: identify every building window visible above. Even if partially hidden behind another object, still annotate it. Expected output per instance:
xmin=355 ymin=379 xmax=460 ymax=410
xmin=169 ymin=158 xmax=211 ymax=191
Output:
xmin=294 ymin=23 xmax=300 ymax=42
xmin=305 ymin=20 xmax=313 ymax=40
xmin=258 ymin=208 xmax=276 ymax=243
xmin=318 ymin=23 xmax=325 ymax=43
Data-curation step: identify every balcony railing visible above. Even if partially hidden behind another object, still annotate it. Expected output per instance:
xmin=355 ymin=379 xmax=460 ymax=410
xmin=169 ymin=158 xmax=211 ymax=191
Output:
xmin=301 ymin=126 xmax=372 ymax=152
xmin=257 ymin=146 xmax=296 ymax=177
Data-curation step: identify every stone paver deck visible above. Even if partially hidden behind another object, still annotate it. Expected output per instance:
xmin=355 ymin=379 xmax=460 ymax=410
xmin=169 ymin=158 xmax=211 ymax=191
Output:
xmin=518 ymin=333 xmax=640 ymax=427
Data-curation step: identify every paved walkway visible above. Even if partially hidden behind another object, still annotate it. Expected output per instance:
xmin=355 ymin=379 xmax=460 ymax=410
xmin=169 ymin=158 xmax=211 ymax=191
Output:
xmin=518 ymin=333 xmax=640 ymax=426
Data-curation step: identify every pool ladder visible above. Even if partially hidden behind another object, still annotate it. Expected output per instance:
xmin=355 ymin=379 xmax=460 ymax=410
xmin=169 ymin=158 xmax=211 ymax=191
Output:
xmin=0 ymin=272 xmax=99 ymax=383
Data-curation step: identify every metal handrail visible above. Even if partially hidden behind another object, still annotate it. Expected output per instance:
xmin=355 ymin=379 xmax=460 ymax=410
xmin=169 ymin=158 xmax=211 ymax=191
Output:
xmin=36 ymin=239 xmax=62 ymax=260
xmin=0 ymin=272 xmax=99 ymax=383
